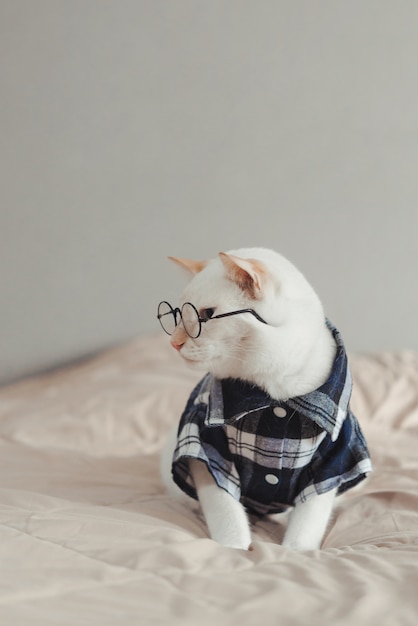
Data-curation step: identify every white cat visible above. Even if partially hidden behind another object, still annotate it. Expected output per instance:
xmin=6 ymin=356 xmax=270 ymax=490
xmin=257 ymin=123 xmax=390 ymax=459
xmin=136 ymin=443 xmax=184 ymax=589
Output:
xmin=159 ymin=248 xmax=372 ymax=551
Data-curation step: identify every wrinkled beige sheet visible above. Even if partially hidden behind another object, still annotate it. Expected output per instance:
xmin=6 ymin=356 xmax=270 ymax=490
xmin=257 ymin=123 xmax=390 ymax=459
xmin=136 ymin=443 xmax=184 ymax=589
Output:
xmin=0 ymin=335 xmax=417 ymax=625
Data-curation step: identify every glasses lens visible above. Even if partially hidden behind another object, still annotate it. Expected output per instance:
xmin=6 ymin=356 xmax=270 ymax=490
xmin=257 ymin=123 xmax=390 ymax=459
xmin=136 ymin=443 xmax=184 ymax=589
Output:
xmin=181 ymin=302 xmax=200 ymax=338
xmin=157 ymin=301 xmax=176 ymax=335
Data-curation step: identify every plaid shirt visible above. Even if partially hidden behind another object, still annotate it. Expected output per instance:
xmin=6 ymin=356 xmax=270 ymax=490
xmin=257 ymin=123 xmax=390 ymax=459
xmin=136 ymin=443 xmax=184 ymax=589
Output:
xmin=172 ymin=323 xmax=372 ymax=515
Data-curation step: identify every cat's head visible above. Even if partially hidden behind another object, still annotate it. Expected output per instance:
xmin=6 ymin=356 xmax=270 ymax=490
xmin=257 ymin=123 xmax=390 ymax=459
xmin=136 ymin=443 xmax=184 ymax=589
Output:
xmin=161 ymin=247 xmax=334 ymax=397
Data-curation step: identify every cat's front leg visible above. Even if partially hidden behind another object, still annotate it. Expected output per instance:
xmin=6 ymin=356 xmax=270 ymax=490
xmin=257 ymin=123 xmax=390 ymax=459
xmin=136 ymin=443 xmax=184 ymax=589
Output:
xmin=282 ymin=488 xmax=337 ymax=551
xmin=189 ymin=459 xmax=252 ymax=550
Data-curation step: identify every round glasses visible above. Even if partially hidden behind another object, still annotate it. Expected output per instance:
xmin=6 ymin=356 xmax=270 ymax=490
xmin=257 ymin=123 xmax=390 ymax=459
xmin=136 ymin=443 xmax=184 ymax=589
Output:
xmin=157 ymin=301 xmax=202 ymax=338
xmin=157 ymin=300 xmax=268 ymax=339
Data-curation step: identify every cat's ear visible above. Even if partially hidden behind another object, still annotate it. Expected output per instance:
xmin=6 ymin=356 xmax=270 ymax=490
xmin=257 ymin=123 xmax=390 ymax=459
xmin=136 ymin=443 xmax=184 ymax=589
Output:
xmin=218 ymin=252 xmax=265 ymax=298
xmin=168 ymin=256 xmax=207 ymax=275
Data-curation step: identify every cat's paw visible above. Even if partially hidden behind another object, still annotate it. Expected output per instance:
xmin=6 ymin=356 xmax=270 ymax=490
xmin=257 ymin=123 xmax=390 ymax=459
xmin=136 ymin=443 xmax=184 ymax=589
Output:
xmin=216 ymin=536 xmax=252 ymax=551
xmin=281 ymin=538 xmax=321 ymax=551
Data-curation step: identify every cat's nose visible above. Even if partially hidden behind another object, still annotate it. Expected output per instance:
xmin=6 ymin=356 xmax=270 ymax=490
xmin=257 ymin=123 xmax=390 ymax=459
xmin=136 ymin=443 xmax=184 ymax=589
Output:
xmin=170 ymin=338 xmax=185 ymax=351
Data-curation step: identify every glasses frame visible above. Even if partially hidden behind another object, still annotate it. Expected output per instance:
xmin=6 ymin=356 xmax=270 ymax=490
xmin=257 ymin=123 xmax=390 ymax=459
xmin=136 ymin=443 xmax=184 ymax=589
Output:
xmin=157 ymin=300 xmax=268 ymax=339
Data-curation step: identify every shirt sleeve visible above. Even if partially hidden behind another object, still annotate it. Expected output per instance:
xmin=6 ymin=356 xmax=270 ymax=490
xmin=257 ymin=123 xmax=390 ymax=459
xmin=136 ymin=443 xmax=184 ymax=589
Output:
xmin=171 ymin=378 xmax=241 ymax=503
xmin=292 ymin=410 xmax=372 ymax=504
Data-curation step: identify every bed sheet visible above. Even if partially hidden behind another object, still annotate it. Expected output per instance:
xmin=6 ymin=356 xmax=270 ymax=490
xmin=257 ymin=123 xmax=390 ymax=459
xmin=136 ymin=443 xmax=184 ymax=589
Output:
xmin=0 ymin=335 xmax=417 ymax=625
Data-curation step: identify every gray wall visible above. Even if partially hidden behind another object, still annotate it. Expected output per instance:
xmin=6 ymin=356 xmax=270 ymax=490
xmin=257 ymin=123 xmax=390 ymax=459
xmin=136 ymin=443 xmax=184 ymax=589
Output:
xmin=1 ymin=1 xmax=418 ymax=384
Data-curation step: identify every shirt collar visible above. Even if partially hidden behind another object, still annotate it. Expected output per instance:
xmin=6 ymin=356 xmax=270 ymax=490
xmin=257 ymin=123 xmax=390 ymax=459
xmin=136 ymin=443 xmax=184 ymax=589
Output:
xmin=203 ymin=320 xmax=352 ymax=442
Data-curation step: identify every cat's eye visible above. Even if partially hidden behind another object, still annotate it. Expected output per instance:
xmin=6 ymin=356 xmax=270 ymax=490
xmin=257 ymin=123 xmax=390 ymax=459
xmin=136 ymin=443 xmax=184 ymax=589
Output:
xmin=200 ymin=308 xmax=216 ymax=321
xmin=157 ymin=300 xmax=269 ymax=339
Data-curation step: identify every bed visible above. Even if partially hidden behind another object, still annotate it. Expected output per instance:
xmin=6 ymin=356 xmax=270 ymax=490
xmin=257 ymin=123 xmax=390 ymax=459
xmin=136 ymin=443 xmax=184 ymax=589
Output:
xmin=0 ymin=334 xmax=417 ymax=625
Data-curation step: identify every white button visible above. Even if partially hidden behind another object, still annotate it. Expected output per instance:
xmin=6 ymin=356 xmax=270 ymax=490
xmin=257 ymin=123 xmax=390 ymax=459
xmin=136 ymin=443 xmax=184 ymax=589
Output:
xmin=265 ymin=474 xmax=279 ymax=485
xmin=273 ymin=407 xmax=287 ymax=418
